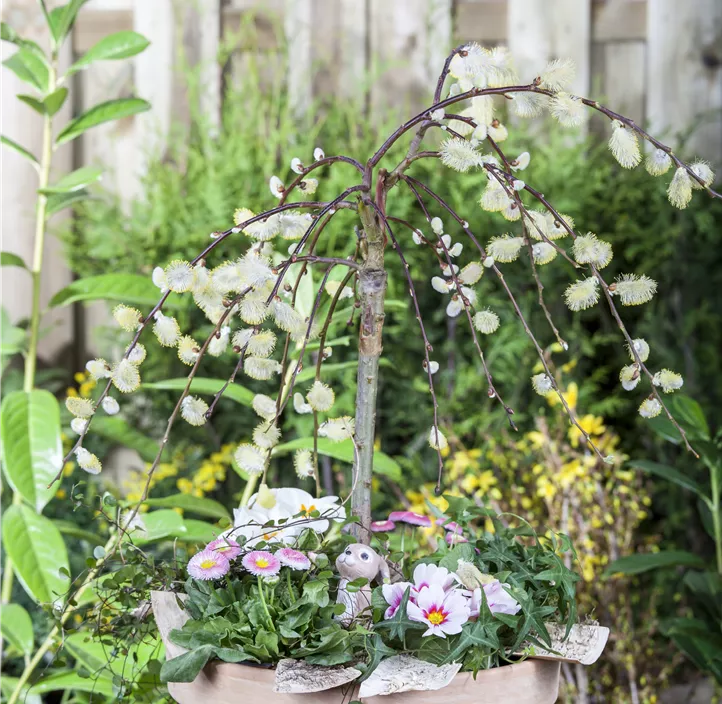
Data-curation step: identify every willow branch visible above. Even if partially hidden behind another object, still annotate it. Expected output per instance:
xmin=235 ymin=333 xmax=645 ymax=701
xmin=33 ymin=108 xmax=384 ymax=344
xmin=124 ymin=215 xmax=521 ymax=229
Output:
xmin=402 ymin=175 xmax=607 ymax=461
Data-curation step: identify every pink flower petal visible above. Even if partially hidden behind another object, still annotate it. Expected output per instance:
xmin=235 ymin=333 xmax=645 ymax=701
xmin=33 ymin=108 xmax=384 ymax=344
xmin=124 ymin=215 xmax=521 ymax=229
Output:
xmin=388 ymin=511 xmax=432 ymax=527
xmin=187 ymin=548 xmax=230 ymax=580
xmin=276 ymin=548 xmax=310 ymax=570
xmin=242 ymin=550 xmax=281 ymax=577
xmin=207 ymin=538 xmax=242 ymax=560
xmin=370 ymin=520 xmax=396 ymax=532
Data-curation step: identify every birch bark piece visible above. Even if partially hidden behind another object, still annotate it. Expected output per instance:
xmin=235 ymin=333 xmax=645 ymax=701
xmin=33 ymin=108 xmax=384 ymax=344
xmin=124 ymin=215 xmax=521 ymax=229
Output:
xmin=272 ymin=658 xmax=361 ymax=693
xmin=358 ymin=654 xmax=462 ymax=698
xmin=151 ymin=591 xmax=189 ymax=659
xmin=524 ymin=623 xmax=610 ymax=666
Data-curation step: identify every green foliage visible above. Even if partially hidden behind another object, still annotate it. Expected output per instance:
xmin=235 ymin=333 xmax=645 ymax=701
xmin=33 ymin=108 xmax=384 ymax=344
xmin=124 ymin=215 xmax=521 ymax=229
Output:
xmin=372 ymin=509 xmax=578 ymax=673
xmin=2 ymin=504 xmax=70 ymax=604
xmin=163 ymin=571 xmax=356 ymax=683
xmin=1 ymin=390 xmax=62 ymax=512
xmin=0 ymin=9 xmax=151 ymax=703
xmin=273 ymin=437 xmax=402 ymax=481
xmin=607 ymin=397 xmax=722 ymax=683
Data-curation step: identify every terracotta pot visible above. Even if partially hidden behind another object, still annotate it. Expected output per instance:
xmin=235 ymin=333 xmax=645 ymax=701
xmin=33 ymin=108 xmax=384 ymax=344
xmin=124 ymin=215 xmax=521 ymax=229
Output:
xmin=153 ymin=591 xmax=560 ymax=704
xmin=166 ymin=658 xmax=560 ymax=704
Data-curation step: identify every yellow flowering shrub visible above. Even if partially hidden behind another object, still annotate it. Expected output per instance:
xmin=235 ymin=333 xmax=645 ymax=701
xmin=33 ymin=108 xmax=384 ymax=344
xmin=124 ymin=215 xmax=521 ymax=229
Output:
xmin=122 ymin=443 xmax=236 ymax=509
xmin=437 ymin=370 xmax=671 ymax=703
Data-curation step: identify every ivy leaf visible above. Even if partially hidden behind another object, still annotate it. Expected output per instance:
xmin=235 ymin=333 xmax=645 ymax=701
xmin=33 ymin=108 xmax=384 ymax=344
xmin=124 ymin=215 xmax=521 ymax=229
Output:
xmin=439 ymin=542 xmax=475 ymax=572
xmin=373 ymin=587 xmax=424 ymax=641
xmin=442 ymin=619 xmax=501 ymax=665
xmin=356 ymin=634 xmax=395 ymax=682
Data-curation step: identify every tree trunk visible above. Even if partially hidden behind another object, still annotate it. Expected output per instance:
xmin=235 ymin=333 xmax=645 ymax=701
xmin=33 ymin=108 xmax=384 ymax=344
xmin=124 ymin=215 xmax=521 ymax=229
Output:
xmin=351 ymin=202 xmax=387 ymax=542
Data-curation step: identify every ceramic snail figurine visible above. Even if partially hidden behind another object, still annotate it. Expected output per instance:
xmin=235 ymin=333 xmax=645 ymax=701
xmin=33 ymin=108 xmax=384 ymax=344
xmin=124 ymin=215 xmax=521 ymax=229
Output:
xmin=335 ymin=544 xmax=390 ymax=625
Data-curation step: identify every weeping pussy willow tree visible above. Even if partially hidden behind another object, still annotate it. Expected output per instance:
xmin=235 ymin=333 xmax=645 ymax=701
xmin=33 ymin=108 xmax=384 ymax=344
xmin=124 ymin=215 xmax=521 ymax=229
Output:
xmin=59 ymin=46 xmax=718 ymax=547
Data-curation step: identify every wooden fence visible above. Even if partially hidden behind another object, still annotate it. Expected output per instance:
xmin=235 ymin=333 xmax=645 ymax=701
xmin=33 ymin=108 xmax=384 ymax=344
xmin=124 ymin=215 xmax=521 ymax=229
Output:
xmin=2 ymin=0 xmax=721 ymax=364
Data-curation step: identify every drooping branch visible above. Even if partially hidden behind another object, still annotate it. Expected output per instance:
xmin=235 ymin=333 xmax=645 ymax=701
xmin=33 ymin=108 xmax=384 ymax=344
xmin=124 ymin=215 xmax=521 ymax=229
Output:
xmin=402 ymin=175 xmax=608 ymax=462
xmin=400 ymin=176 xmax=517 ymax=429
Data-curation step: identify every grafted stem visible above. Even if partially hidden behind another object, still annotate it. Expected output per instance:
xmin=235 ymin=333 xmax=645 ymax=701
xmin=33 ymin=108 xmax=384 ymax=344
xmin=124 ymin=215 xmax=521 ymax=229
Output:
xmin=351 ymin=201 xmax=387 ymax=541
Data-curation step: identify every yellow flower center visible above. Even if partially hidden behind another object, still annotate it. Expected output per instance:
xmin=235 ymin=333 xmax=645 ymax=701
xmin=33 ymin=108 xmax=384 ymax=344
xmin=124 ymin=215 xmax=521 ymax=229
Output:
xmin=199 ymin=559 xmax=217 ymax=569
xmin=427 ymin=609 xmax=445 ymax=625
xmin=263 ymin=530 xmax=279 ymax=541
xmin=300 ymin=503 xmax=316 ymax=516
xmin=255 ymin=557 xmax=270 ymax=568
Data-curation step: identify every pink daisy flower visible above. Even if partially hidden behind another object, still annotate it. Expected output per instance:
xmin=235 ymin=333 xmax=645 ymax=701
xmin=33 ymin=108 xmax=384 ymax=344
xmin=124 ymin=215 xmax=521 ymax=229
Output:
xmin=370 ymin=519 xmax=396 ymax=532
xmin=413 ymin=563 xmax=456 ymax=592
xmin=445 ymin=532 xmax=469 ymax=546
xmin=436 ymin=519 xmax=463 ymax=534
xmin=276 ymin=548 xmax=311 ymax=571
xmin=207 ymin=538 xmax=242 ymax=560
xmin=407 ymin=583 xmax=470 ymax=638
xmin=388 ymin=511 xmax=432 ymax=528
xmin=381 ymin=582 xmax=413 ymax=619
xmin=187 ymin=548 xmax=230 ymax=581
xmin=242 ymin=550 xmax=281 ymax=577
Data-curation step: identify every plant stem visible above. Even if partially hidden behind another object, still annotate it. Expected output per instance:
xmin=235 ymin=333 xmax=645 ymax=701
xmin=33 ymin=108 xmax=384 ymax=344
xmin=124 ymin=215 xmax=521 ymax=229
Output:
xmin=7 ymin=533 xmax=117 ymax=704
xmin=351 ymin=199 xmax=387 ymax=542
xmin=24 ymin=66 xmax=55 ymax=392
xmin=241 ymin=473 xmax=259 ymax=507
xmin=257 ymin=578 xmax=276 ymax=632
xmin=3 ymin=63 xmax=56 ymax=605
xmin=286 ymin=569 xmax=296 ymax=603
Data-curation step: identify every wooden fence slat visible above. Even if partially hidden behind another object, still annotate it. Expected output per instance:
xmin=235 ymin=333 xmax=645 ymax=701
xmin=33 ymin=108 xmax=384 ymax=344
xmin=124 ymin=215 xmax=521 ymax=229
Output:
xmin=427 ymin=0 xmax=453 ymax=85
xmin=454 ymin=1 xmax=507 ymax=45
xmin=507 ymin=0 xmax=552 ymax=84
xmin=133 ymin=0 xmax=174 ymax=177
xmin=198 ymin=0 xmax=222 ymax=129
xmin=284 ymin=0 xmax=312 ymax=118
xmin=508 ymin=0 xmax=590 ymax=94
xmin=338 ymin=0 xmax=368 ymax=100
xmin=603 ymin=40 xmax=645 ymax=127
xmin=369 ymin=0 xmax=435 ymax=116
xmin=646 ymin=0 xmax=722 ymax=165
xmin=592 ymin=0 xmax=646 ymax=42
